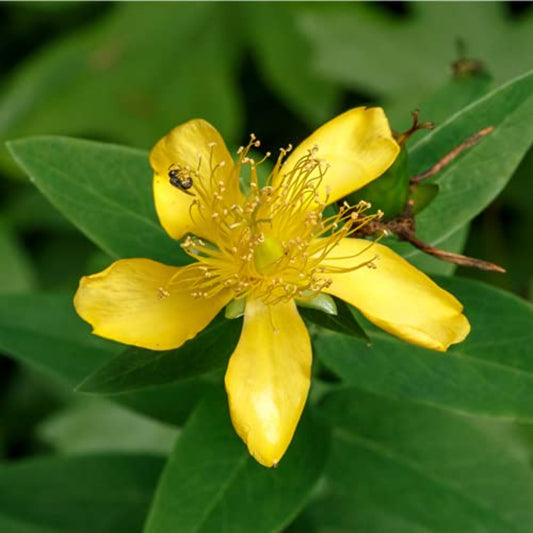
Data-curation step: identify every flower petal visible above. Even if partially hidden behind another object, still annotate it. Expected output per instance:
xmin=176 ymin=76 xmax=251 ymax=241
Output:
xmin=321 ymin=238 xmax=470 ymax=351
xmin=281 ymin=107 xmax=399 ymax=205
xmin=74 ymin=258 xmax=231 ymax=350
xmin=224 ymin=298 xmax=311 ymax=467
xmin=150 ymin=119 xmax=236 ymax=241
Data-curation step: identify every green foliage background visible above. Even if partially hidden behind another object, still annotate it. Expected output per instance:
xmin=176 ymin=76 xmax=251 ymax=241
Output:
xmin=0 ymin=2 xmax=532 ymax=532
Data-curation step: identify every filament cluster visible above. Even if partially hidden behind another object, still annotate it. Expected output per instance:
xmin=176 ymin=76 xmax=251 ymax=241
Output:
xmin=161 ymin=137 xmax=382 ymax=303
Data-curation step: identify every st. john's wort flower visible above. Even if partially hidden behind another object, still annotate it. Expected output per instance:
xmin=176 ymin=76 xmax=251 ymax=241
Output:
xmin=74 ymin=108 xmax=470 ymax=467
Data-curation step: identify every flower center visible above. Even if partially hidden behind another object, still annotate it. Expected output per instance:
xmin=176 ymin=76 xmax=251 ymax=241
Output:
xmin=165 ymin=136 xmax=382 ymax=304
xmin=253 ymin=235 xmax=285 ymax=275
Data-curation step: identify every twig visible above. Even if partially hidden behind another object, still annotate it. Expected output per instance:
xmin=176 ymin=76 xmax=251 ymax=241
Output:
xmin=410 ymin=126 xmax=494 ymax=183
xmin=395 ymin=227 xmax=506 ymax=273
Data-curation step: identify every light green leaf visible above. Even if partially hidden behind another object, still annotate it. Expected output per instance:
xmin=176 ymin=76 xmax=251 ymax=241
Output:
xmin=0 ymin=454 xmax=164 ymax=533
xmin=39 ymin=398 xmax=177 ymax=455
xmin=315 ymin=276 xmax=533 ymax=421
xmin=144 ymin=391 xmax=329 ymax=533
xmin=308 ymin=387 xmax=533 ymax=532
xmin=7 ymin=136 xmax=184 ymax=264
xmin=77 ymin=315 xmax=242 ymax=394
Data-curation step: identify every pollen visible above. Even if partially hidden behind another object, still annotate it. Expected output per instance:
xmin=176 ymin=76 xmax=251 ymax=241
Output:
xmin=171 ymin=136 xmax=381 ymax=304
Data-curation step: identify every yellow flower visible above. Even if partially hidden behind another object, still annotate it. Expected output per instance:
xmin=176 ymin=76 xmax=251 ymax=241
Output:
xmin=74 ymin=108 xmax=470 ymax=467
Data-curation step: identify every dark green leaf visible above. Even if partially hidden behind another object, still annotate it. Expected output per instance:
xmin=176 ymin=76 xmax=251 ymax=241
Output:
xmin=116 ymin=379 xmax=216 ymax=427
xmin=315 ymin=276 xmax=533 ymax=421
xmin=410 ymin=183 xmax=439 ymax=214
xmin=0 ymin=219 xmax=36 ymax=293
xmin=243 ymin=3 xmax=340 ymax=125
xmin=0 ymin=513 xmax=57 ymax=533
xmin=7 ymin=136 xmax=183 ymax=264
xmin=0 ymin=3 xmax=242 ymax=176
xmin=347 ymin=146 xmax=410 ymax=218
xmin=0 ymin=454 xmax=164 ymax=533
xmin=385 ymin=69 xmax=533 ymax=276
xmin=302 ymin=3 xmax=533 ymax=124
xmin=0 ymin=292 xmax=120 ymax=382
xmin=5 ymin=188 xmax=75 ymax=234
xmin=0 ymin=291 xmax=212 ymax=426
xmin=300 ymin=297 xmax=370 ymax=345
xmin=415 ymin=70 xmax=493 ymax=133
xmin=144 ymin=390 xmax=329 ymax=533
xmin=308 ymin=387 xmax=532 ymax=532
xmin=78 ymin=315 xmax=242 ymax=394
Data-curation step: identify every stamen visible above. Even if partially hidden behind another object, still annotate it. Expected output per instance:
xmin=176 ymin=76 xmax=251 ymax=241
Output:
xmin=178 ymin=135 xmax=385 ymax=304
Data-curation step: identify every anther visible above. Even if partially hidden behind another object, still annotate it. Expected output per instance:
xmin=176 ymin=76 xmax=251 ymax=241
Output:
xmin=157 ymin=287 xmax=170 ymax=299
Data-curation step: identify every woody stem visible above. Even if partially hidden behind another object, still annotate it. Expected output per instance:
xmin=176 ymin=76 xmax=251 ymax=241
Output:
xmin=410 ymin=126 xmax=494 ymax=183
xmin=394 ymin=226 xmax=506 ymax=273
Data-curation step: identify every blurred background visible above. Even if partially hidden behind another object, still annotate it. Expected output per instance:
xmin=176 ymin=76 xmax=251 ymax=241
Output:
xmin=0 ymin=1 xmax=531 ymax=465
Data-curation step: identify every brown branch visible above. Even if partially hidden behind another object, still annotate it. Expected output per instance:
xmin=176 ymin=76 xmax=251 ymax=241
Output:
xmin=353 ymin=218 xmax=505 ymax=273
xmin=410 ymin=126 xmax=494 ymax=183
xmin=396 ymin=109 xmax=435 ymax=145
xmin=395 ymin=227 xmax=506 ymax=273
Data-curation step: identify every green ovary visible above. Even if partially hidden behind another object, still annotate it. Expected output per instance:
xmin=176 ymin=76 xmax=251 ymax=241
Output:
xmin=253 ymin=235 xmax=285 ymax=275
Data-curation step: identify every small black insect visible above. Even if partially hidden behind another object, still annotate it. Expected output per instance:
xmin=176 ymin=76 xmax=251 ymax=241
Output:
xmin=168 ymin=164 xmax=194 ymax=196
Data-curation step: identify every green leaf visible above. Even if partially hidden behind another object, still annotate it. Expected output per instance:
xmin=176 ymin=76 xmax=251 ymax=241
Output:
xmin=300 ymin=296 xmax=370 ymax=345
xmin=243 ymin=3 xmax=340 ymax=125
xmin=408 ymin=69 xmax=533 ymax=249
xmin=0 ymin=219 xmax=36 ymax=293
xmin=7 ymin=136 xmax=184 ymax=264
xmin=347 ymin=146 xmax=410 ymax=218
xmin=309 ymin=387 xmax=533 ymax=532
xmin=38 ymin=398 xmax=177 ymax=455
xmin=296 ymin=292 xmax=337 ymax=315
xmin=302 ymin=3 xmax=533 ymax=123
xmin=315 ymin=276 xmax=533 ymax=421
xmin=117 ymin=379 xmax=215 ymax=427
xmin=5 ymin=187 xmax=75 ymax=234
xmin=410 ymin=182 xmax=439 ymax=214
xmin=0 ymin=3 xmax=242 ymax=176
xmin=0 ymin=291 xmax=212 ymax=426
xmin=144 ymin=390 xmax=329 ymax=533
xmin=389 ymin=222 xmax=470 ymax=277
xmin=416 ymin=70 xmax=493 ymax=133
xmin=385 ymin=69 xmax=533 ymax=275
xmin=0 ymin=513 xmax=57 ymax=533
xmin=0 ymin=454 xmax=165 ymax=533
xmin=78 ymin=315 xmax=242 ymax=394
xmin=0 ymin=292 xmax=120 ymax=382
